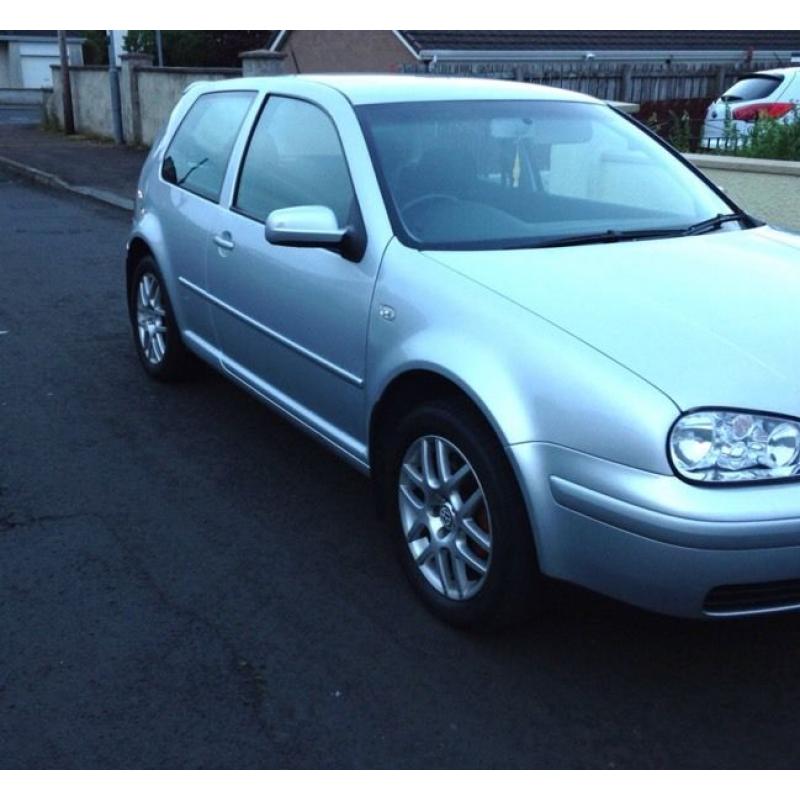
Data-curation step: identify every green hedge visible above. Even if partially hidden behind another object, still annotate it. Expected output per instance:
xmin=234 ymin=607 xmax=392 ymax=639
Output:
xmin=736 ymin=111 xmax=800 ymax=161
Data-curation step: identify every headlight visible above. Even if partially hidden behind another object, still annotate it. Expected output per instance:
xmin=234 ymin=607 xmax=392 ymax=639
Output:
xmin=669 ymin=409 xmax=800 ymax=484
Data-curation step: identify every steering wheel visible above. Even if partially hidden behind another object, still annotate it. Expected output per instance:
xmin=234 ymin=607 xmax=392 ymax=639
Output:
xmin=400 ymin=193 xmax=460 ymax=216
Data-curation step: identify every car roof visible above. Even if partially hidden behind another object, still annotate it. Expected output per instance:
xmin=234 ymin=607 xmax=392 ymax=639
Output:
xmin=195 ymin=74 xmax=600 ymax=106
xmin=745 ymin=67 xmax=800 ymax=78
xmin=302 ymin=74 xmax=596 ymax=105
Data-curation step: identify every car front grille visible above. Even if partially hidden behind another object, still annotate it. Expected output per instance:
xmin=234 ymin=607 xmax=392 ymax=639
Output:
xmin=704 ymin=579 xmax=800 ymax=616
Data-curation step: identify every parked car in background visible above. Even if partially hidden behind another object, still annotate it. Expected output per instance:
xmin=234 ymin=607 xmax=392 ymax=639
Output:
xmin=702 ymin=67 xmax=800 ymax=147
xmin=128 ymin=75 xmax=800 ymax=629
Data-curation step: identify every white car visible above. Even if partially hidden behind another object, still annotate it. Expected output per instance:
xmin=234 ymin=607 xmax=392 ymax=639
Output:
xmin=702 ymin=67 xmax=800 ymax=148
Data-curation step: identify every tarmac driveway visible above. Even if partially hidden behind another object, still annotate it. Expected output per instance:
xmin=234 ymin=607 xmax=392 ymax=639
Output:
xmin=3 ymin=169 xmax=800 ymax=768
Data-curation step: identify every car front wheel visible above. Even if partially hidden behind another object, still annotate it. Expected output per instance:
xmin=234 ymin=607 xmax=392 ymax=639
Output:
xmin=384 ymin=397 xmax=540 ymax=629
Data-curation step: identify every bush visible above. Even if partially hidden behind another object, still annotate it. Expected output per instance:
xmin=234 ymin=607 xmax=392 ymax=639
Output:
xmin=82 ymin=30 xmax=109 ymax=65
xmin=636 ymin=98 xmax=714 ymax=153
xmin=123 ymin=30 xmax=272 ymax=69
xmin=737 ymin=110 xmax=800 ymax=161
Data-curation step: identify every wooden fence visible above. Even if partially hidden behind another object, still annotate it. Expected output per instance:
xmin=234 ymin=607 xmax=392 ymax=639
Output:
xmin=400 ymin=60 xmax=786 ymax=103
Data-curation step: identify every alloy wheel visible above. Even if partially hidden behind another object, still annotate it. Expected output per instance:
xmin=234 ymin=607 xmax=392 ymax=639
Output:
xmin=398 ymin=435 xmax=493 ymax=601
xmin=136 ymin=272 xmax=168 ymax=365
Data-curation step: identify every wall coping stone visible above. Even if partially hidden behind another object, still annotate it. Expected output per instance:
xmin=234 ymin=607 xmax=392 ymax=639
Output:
xmin=135 ymin=66 xmax=242 ymax=75
xmin=608 ymin=101 xmax=639 ymax=113
xmin=239 ymin=49 xmax=287 ymax=60
xmin=686 ymin=152 xmax=800 ymax=177
xmin=51 ymin=65 xmax=108 ymax=72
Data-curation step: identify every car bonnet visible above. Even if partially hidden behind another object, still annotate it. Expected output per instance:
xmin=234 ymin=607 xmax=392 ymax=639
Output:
xmin=423 ymin=226 xmax=800 ymax=416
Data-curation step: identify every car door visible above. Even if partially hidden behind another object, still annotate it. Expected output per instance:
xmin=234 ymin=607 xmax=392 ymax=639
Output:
xmin=157 ymin=89 xmax=256 ymax=347
xmin=205 ymin=93 xmax=381 ymax=465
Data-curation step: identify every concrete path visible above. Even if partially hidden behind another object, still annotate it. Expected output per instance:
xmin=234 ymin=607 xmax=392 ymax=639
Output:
xmin=0 ymin=118 xmax=145 ymax=211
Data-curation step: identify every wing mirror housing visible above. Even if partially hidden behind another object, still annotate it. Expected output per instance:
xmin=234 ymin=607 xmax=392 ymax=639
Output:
xmin=264 ymin=205 xmax=366 ymax=263
xmin=265 ymin=205 xmax=346 ymax=246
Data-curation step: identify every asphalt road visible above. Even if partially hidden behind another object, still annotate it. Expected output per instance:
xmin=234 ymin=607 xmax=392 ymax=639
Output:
xmin=2 ymin=170 xmax=800 ymax=769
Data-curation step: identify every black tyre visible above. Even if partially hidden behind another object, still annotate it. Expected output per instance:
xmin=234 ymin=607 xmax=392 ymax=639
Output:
xmin=382 ymin=396 xmax=541 ymax=630
xmin=128 ymin=256 xmax=193 ymax=381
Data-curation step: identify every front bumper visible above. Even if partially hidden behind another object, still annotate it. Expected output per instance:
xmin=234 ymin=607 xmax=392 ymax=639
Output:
xmin=508 ymin=442 xmax=800 ymax=618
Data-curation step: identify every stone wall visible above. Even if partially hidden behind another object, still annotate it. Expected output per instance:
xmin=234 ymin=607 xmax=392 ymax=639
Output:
xmin=71 ymin=67 xmax=113 ymax=138
xmin=48 ymin=57 xmax=242 ymax=146
xmin=687 ymin=154 xmax=800 ymax=232
xmin=134 ymin=66 xmax=241 ymax=145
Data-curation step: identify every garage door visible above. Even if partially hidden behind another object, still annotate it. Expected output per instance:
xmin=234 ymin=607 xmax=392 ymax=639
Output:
xmin=19 ymin=42 xmax=60 ymax=88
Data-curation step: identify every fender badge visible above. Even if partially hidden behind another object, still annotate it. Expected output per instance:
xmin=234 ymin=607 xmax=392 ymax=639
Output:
xmin=378 ymin=304 xmax=396 ymax=322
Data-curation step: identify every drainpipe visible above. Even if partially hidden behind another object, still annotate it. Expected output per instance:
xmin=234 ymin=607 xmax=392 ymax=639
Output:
xmin=155 ymin=30 xmax=164 ymax=67
xmin=57 ymin=31 xmax=75 ymax=135
xmin=106 ymin=30 xmax=124 ymax=144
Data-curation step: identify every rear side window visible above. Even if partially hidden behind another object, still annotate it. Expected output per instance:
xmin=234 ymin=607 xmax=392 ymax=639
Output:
xmin=722 ymin=74 xmax=783 ymax=102
xmin=163 ymin=91 xmax=255 ymax=202
xmin=235 ymin=96 xmax=356 ymax=226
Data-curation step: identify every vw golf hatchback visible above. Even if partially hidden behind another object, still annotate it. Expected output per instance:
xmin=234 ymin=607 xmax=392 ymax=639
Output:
xmin=128 ymin=75 xmax=800 ymax=628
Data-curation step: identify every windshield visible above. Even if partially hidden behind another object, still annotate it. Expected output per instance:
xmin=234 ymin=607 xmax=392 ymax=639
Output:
xmin=358 ymin=100 xmax=733 ymax=250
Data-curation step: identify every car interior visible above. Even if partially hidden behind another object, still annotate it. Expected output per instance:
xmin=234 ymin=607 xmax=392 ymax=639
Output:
xmin=365 ymin=107 xmax=699 ymax=246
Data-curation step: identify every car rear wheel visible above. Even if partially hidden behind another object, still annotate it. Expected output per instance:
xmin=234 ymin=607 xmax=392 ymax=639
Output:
xmin=129 ymin=256 xmax=192 ymax=381
xmin=384 ymin=397 xmax=541 ymax=629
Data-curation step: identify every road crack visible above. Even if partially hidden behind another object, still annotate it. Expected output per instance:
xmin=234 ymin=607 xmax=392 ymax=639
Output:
xmin=0 ymin=512 xmax=90 ymax=533
xmin=98 ymin=519 xmax=276 ymax=728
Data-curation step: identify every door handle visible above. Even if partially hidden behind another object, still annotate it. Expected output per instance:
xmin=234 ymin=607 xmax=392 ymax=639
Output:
xmin=213 ymin=232 xmax=235 ymax=251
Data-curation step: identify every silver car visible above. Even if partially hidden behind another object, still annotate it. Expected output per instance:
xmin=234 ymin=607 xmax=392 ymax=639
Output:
xmin=127 ymin=75 xmax=800 ymax=628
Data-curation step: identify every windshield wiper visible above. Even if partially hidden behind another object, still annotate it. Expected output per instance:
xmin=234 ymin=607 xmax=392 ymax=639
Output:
xmin=683 ymin=212 xmax=754 ymax=236
xmin=502 ymin=211 xmax=758 ymax=251
xmin=516 ymin=212 xmax=758 ymax=250
xmin=523 ymin=226 xmax=686 ymax=250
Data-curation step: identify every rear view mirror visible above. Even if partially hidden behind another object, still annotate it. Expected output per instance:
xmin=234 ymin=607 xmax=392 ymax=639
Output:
xmin=489 ymin=116 xmax=592 ymax=145
xmin=265 ymin=206 xmax=347 ymax=247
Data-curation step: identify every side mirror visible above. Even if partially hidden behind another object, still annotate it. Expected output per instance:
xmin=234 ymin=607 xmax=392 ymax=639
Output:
xmin=265 ymin=206 xmax=347 ymax=248
xmin=162 ymin=155 xmax=178 ymax=184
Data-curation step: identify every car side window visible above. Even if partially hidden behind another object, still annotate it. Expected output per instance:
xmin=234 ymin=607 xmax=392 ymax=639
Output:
xmin=235 ymin=96 xmax=356 ymax=227
xmin=162 ymin=91 xmax=255 ymax=202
